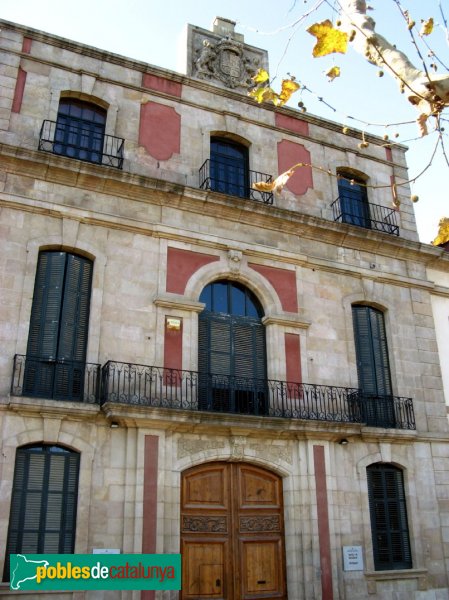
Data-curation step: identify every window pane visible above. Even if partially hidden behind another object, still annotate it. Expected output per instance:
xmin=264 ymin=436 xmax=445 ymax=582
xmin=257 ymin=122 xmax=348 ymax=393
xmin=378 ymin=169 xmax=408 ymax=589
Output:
xmin=231 ymin=285 xmax=245 ymax=316
xmin=213 ymin=282 xmax=228 ymax=313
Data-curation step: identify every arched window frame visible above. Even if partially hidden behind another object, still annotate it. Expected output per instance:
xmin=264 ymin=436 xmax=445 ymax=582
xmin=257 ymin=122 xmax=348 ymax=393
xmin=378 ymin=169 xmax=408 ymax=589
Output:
xmin=198 ymin=280 xmax=268 ymax=415
xmin=3 ymin=444 xmax=80 ymax=582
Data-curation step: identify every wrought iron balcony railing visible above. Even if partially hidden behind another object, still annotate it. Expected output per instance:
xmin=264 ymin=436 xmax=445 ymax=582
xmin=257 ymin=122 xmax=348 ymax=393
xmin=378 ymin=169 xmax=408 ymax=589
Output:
xmin=11 ymin=355 xmax=101 ymax=403
xmin=331 ymin=195 xmax=399 ymax=236
xmin=38 ymin=120 xmax=124 ymax=169
xmin=199 ymin=159 xmax=274 ymax=204
xmin=101 ymin=361 xmax=416 ymax=430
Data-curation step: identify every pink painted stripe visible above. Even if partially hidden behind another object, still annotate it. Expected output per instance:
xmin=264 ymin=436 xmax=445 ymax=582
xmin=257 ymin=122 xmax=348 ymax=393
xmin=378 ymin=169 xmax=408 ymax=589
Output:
xmin=22 ymin=37 xmax=32 ymax=53
xmin=12 ymin=67 xmax=27 ymax=113
xmin=141 ymin=435 xmax=159 ymax=600
xmin=313 ymin=445 xmax=334 ymax=600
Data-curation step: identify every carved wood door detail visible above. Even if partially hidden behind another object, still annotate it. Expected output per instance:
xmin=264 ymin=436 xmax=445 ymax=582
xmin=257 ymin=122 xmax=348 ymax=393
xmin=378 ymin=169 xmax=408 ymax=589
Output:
xmin=181 ymin=462 xmax=287 ymax=600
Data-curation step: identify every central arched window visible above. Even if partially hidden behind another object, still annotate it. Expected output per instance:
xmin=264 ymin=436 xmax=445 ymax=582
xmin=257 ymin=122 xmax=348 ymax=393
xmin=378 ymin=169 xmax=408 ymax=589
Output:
xmin=210 ymin=138 xmax=249 ymax=198
xmin=198 ymin=280 xmax=267 ymax=415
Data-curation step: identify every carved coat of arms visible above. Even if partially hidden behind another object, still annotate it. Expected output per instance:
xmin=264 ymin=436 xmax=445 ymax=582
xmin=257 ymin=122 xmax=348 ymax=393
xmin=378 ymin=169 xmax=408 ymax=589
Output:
xmin=194 ymin=36 xmax=258 ymax=89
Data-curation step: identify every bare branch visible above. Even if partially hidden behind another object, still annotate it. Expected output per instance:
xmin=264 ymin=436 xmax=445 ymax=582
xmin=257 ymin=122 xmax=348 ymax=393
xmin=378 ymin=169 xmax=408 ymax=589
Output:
xmin=339 ymin=0 xmax=449 ymax=134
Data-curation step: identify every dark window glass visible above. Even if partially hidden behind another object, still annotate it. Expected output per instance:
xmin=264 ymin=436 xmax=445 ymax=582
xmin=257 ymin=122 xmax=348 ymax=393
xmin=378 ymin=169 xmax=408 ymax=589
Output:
xmin=367 ymin=464 xmax=412 ymax=570
xmin=210 ymin=138 xmax=249 ymax=198
xmin=54 ymin=99 xmax=106 ymax=164
xmin=3 ymin=444 xmax=80 ymax=582
xmin=338 ymin=174 xmax=370 ymax=229
xmin=24 ymin=251 xmax=93 ymax=401
xmin=198 ymin=281 xmax=267 ymax=415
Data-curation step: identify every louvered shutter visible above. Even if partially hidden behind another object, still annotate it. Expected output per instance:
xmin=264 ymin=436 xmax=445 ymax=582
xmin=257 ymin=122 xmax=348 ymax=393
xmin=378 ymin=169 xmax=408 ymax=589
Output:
xmin=54 ymin=254 xmax=93 ymax=399
xmin=3 ymin=446 xmax=80 ymax=582
xmin=369 ymin=308 xmax=392 ymax=395
xmin=367 ymin=464 xmax=412 ymax=570
xmin=24 ymin=253 xmax=66 ymax=396
xmin=24 ymin=251 xmax=93 ymax=400
xmin=352 ymin=305 xmax=394 ymax=427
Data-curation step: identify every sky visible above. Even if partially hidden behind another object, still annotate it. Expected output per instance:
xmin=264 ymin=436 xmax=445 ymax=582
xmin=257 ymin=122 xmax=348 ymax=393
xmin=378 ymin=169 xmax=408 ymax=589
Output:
xmin=1 ymin=0 xmax=448 ymax=244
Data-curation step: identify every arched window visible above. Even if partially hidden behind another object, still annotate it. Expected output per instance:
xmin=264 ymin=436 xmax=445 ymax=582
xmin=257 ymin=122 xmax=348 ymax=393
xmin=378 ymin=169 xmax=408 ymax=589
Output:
xmin=352 ymin=304 xmax=394 ymax=427
xmin=367 ymin=463 xmax=412 ymax=570
xmin=336 ymin=171 xmax=371 ymax=229
xmin=198 ymin=280 xmax=267 ymax=415
xmin=24 ymin=251 xmax=93 ymax=401
xmin=210 ymin=138 xmax=249 ymax=198
xmin=3 ymin=444 xmax=80 ymax=582
xmin=54 ymin=98 xmax=106 ymax=164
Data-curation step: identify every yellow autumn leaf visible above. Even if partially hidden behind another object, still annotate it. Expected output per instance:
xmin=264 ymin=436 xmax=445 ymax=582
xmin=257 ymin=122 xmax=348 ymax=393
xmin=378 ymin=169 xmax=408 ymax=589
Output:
xmin=307 ymin=20 xmax=348 ymax=57
xmin=325 ymin=66 xmax=341 ymax=81
xmin=420 ymin=18 xmax=434 ymax=36
xmin=278 ymin=78 xmax=301 ymax=105
xmin=253 ymin=169 xmax=296 ymax=194
xmin=251 ymin=68 xmax=270 ymax=84
xmin=247 ymin=86 xmax=278 ymax=104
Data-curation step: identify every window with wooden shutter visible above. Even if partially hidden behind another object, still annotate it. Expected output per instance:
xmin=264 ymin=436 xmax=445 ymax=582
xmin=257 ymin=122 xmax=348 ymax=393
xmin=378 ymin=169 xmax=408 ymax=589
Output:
xmin=352 ymin=305 xmax=395 ymax=427
xmin=198 ymin=281 xmax=267 ymax=415
xmin=24 ymin=251 xmax=93 ymax=401
xmin=3 ymin=444 xmax=80 ymax=582
xmin=367 ymin=463 xmax=412 ymax=570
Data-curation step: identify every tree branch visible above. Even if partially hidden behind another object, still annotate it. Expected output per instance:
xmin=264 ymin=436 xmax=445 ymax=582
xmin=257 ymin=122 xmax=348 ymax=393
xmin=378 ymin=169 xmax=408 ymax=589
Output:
xmin=339 ymin=0 xmax=449 ymax=134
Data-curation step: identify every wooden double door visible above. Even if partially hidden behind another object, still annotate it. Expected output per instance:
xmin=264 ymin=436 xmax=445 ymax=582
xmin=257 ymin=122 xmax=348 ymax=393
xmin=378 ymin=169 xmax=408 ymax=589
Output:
xmin=181 ymin=462 xmax=287 ymax=600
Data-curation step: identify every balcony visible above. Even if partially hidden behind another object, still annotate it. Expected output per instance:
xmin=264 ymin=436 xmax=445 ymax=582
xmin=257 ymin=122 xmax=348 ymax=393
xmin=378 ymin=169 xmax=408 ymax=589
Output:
xmin=38 ymin=120 xmax=124 ymax=169
xmin=11 ymin=355 xmax=101 ymax=403
xmin=101 ymin=361 xmax=416 ymax=430
xmin=331 ymin=194 xmax=399 ymax=236
xmin=199 ymin=159 xmax=274 ymax=204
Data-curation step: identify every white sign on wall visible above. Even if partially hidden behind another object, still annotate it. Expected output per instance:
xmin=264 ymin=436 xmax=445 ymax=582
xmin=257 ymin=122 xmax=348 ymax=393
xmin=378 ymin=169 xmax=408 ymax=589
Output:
xmin=342 ymin=546 xmax=364 ymax=571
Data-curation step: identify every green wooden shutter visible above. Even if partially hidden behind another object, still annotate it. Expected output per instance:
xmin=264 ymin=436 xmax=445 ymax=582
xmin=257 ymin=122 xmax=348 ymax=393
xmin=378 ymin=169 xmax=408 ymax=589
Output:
xmin=352 ymin=305 xmax=394 ymax=427
xmin=3 ymin=445 xmax=80 ymax=582
xmin=367 ymin=464 xmax=412 ymax=570
xmin=369 ymin=308 xmax=392 ymax=395
xmin=352 ymin=305 xmax=392 ymax=395
xmin=24 ymin=252 xmax=66 ymax=396
xmin=54 ymin=254 xmax=93 ymax=399
xmin=24 ymin=251 xmax=93 ymax=400
xmin=58 ymin=254 xmax=93 ymax=361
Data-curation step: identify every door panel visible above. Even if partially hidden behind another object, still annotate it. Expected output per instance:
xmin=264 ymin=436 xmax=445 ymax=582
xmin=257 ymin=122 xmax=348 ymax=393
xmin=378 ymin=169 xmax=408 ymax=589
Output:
xmin=182 ymin=541 xmax=227 ymax=600
xmin=240 ymin=540 xmax=282 ymax=596
xmin=181 ymin=463 xmax=286 ymax=600
xmin=182 ymin=464 xmax=229 ymax=509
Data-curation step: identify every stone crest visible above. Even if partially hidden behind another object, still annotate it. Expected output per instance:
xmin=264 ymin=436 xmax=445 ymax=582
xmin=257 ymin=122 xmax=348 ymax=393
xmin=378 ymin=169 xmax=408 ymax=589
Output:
xmin=194 ymin=36 xmax=258 ymax=89
xmin=186 ymin=19 xmax=269 ymax=92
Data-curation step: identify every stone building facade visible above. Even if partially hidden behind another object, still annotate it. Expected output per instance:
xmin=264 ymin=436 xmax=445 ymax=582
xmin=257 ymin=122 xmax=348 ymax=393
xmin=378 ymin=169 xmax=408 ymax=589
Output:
xmin=0 ymin=15 xmax=449 ymax=600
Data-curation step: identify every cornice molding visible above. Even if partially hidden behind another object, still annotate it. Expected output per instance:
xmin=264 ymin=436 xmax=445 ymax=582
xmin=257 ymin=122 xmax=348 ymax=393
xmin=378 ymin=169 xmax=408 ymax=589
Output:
xmin=262 ymin=314 xmax=311 ymax=329
xmin=154 ymin=294 xmax=205 ymax=313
